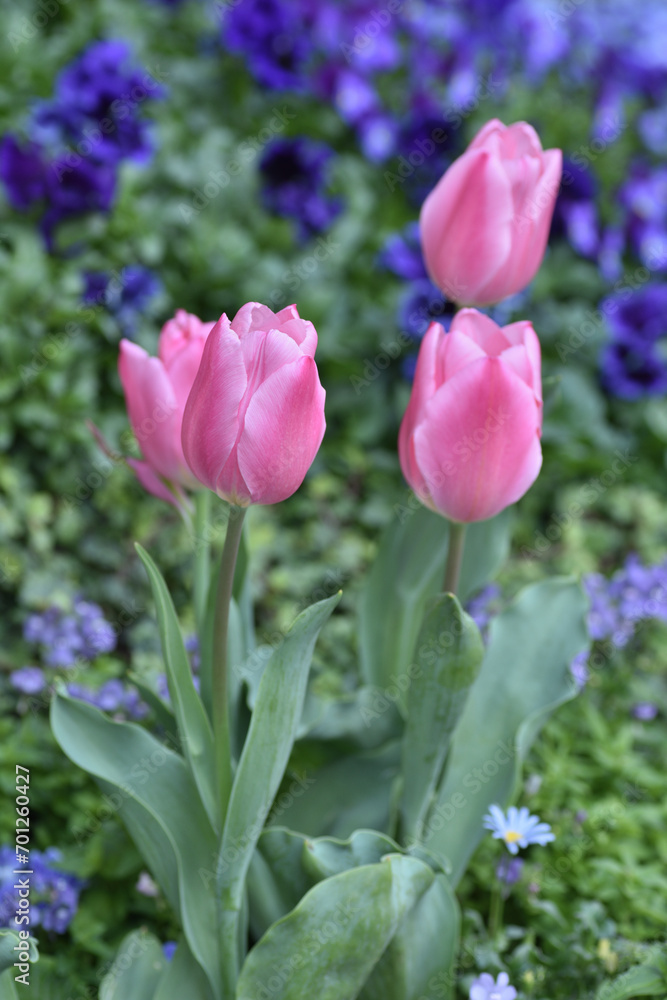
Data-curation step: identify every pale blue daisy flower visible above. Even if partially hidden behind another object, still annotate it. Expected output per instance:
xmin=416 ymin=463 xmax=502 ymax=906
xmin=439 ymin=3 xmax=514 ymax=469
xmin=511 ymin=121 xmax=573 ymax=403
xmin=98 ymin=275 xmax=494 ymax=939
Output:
xmin=469 ymin=971 xmax=517 ymax=1000
xmin=483 ymin=804 xmax=555 ymax=855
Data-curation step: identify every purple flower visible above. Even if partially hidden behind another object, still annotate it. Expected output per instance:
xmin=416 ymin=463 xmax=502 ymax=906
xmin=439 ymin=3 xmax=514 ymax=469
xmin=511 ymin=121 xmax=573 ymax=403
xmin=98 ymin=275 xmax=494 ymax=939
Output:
xmin=632 ymin=701 xmax=659 ymax=720
xmin=378 ymin=223 xmax=428 ymax=282
xmin=9 ymin=666 xmax=46 ymax=695
xmin=398 ymin=279 xmax=452 ymax=341
xmin=0 ymin=846 xmax=83 ymax=934
xmin=569 ymin=651 xmax=589 ymax=690
xmin=23 ymin=600 xmax=117 ymax=668
xmin=163 ymin=941 xmax=177 ymax=961
xmin=259 ymin=138 xmax=342 ymax=241
xmin=223 ymin=0 xmax=314 ymax=91
xmin=466 ymin=584 xmax=502 ymax=640
xmin=0 ymin=136 xmax=47 ymax=210
xmin=469 ymin=971 xmax=517 ymax=1000
xmin=600 ymin=336 xmax=667 ymax=399
xmin=82 ymin=266 xmax=162 ymax=336
xmin=551 ymin=158 xmax=599 ymax=258
xmin=496 ymin=855 xmax=524 ymax=890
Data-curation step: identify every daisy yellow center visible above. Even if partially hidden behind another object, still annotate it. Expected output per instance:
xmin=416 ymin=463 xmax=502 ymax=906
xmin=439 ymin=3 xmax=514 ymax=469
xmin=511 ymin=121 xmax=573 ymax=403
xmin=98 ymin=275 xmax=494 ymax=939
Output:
xmin=504 ymin=830 xmax=522 ymax=844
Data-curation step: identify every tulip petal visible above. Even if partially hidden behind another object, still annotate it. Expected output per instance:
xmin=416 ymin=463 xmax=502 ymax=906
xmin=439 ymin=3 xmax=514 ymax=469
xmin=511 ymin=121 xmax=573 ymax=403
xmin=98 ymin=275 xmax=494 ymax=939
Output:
xmin=118 ymin=341 xmax=182 ymax=481
xmin=502 ymin=321 xmax=542 ymax=401
xmin=413 ymin=356 xmax=542 ymax=522
xmin=127 ymin=458 xmax=181 ymax=508
xmin=231 ymin=301 xmax=279 ymax=337
xmin=420 ymin=149 xmax=514 ymax=305
xmin=237 ymin=356 xmax=326 ymax=505
xmin=449 ymin=309 xmax=511 ymax=356
xmin=240 ymin=326 xmax=303 ymax=390
xmin=467 ymin=118 xmax=505 ymax=150
xmin=181 ymin=316 xmax=247 ymax=492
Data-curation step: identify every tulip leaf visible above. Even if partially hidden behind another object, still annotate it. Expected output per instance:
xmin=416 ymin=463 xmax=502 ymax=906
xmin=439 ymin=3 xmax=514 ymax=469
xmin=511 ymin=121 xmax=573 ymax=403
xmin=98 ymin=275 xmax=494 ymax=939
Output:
xmin=358 ymin=873 xmax=460 ymax=1000
xmin=399 ymin=594 xmax=485 ymax=842
xmin=153 ymin=940 xmax=216 ymax=1000
xmin=426 ymin=578 xmax=588 ymax=885
xmin=217 ymin=594 xmax=341 ymax=983
xmin=135 ymin=543 xmax=218 ymax=831
xmin=594 ymin=961 xmax=667 ymax=1000
xmin=99 ymin=929 xmax=167 ymax=1000
xmin=0 ymin=929 xmax=38 ymax=975
xmin=359 ymin=507 xmax=511 ymax=692
xmin=50 ymin=694 xmax=221 ymax=998
xmin=0 ymin=971 xmax=19 ymax=999
xmin=269 ymin=744 xmax=398 ymax=839
xmin=237 ymin=854 xmax=435 ymax=1000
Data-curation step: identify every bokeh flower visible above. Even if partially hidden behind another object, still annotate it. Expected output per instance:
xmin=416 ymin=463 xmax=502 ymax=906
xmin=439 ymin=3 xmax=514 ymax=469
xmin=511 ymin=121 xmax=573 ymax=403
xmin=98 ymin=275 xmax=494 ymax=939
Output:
xmin=469 ymin=971 xmax=517 ymax=1000
xmin=483 ymin=804 xmax=555 ymax=854
xmin=260 ymin=138 xmax=342 ymax=241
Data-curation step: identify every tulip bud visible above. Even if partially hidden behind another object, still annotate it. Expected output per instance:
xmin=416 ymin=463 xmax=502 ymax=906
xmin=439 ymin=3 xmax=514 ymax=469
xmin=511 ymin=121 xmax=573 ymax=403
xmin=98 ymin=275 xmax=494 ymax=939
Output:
xmin=420 ymin=119 xmax=562 ymax=307
xmin=181 ymin=302 xmax=326 ymax=506
xmin=399 ymin=310 xmax=542 ymax=523
xmin=118 ymin=310 xmax=214 ymax=503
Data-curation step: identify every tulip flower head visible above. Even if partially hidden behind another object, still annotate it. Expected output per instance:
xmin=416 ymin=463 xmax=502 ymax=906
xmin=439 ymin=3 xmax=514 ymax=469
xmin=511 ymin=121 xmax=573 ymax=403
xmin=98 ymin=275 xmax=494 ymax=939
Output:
xmin=399 ymin=309 xmax=542 ymax=523
xmin=181 ymin=302 xmax=326 ymax=506
xmin=420 ymin=119 xmax=562 ymax=307
xmin=118 ymin=309 xmax=214 ymax=505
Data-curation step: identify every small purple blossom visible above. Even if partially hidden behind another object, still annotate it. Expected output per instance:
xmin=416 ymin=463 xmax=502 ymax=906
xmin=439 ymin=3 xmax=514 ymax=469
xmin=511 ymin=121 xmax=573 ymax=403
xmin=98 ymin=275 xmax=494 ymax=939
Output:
xmin=0 ymin=846 xmax=83 ymax=934
xmin=469 ymin=971 xmax=517 ymax=1000
xmin=223 ymin=0 xmax=314 ymax=92
xmin=632 ymin=701 xmax=659 ymax=720
xmin=24 ymin=600 xmax=116 ymax=668
xmin=496 ymin=855 xmax=524 ymax=890
xmin=9 ymin=666 xmax=46 ymax=695
xmin=82 ymin=266 xmax=162 ymax=336
xmin=259 ymin=138 xmax=342 ymax=241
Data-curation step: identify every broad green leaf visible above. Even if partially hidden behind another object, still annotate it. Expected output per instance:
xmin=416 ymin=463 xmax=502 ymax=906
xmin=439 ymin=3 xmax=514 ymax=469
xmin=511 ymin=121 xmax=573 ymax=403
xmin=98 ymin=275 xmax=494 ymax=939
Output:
xmin=400 ymin=595 xmax=484 ymax=841
xmin=99 ymin=930 xmax=166 ymax=1000
xmin=217 ymin=594 xmax=341 ymax=986
xmin=0 ymin=930 xmax=38 ymax=976
xmin=595 ymin=962 xmax=667 ymax=999
xmin=359 ymin=507 xmax=510 ymax=691
xmin=50 ymin=694 xmax=221 ymax=998
xmin=249 ymin=828 xmax=409 ymax=940
xmin=237 ymin=855 xmax=435 ymax=1000
xmin=358 ymin=874 xmax=459 ymax=1000
xmin=128 ymin=675 xmax=177 ymax=739
xmin=0 ymin=970 xmax=19 ymax=1000
xmin=153 ymin=940 xmax=216 ymax=1000
xmin=426 ymin=579 xmax=588 ymax=885
xmin=270 ymin=744 xmax=398 ymax=839
xmin=135 ymin=544 xmax=218 ymax=831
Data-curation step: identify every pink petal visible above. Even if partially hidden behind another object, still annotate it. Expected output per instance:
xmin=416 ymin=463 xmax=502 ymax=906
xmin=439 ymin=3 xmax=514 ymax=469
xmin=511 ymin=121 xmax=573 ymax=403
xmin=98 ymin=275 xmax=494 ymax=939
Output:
xmin=181 ymin=316 xmax=247 ymax=491
xmin=501 ymin=121 xmax=543 ymax=158
xmin=118 ymin=341 xmax=182 ymax=481
xmin=503 ymin=321 xmax=542 ymax=401
xmin=420 ymin=149 xmax=515 ymax=305
xmin=413 ymin=356 xmax=542 ymax=522
xmin=126 ymin=459 xmax=181 ymax=507
xmin=239 ymin=327 xmax=302 ymax=387
xmin=236 ymin=356 xmax=326 ymax=505
xmin=440 ymin=328 xmax=487 ymax=381
xmin=450 ymin=309 xmax=511 ymax=356
xmin=231 ymin=302 xmax=279 ymax=337
xmin=467 ymin=118 xmax=506 ymax=150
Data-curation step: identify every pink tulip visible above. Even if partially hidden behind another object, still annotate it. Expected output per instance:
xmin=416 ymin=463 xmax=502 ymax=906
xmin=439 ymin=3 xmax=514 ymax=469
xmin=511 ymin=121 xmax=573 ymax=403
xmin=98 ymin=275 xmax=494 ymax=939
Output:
xmin=118 ymin=310 xmax=214 ymax=503
xmin=420 ymin=119 xmax=562 ymax=307
xmin=399 ymin=309 xmax=542 ymax=523
xmin=181 ymin=302 xmax=326 ymax=506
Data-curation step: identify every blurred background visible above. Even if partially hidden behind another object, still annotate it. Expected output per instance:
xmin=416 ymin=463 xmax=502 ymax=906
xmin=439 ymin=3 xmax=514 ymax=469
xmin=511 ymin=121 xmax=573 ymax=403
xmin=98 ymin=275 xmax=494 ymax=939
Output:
xmin=1 ymin=0 xmax=667 ymax=995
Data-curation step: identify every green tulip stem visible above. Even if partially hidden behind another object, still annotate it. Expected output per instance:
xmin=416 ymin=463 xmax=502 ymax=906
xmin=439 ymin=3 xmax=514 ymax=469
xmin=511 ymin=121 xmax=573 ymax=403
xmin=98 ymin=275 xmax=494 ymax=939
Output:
xmin=193 ymin=489 xmax=211 ymax=637
xmin=488 ymin=883 xmax=505 ymax=941
xmin=212 ymin=503 xmax=246 ymax=828
xmin=443 ymin=521 xmax=467 ymax=595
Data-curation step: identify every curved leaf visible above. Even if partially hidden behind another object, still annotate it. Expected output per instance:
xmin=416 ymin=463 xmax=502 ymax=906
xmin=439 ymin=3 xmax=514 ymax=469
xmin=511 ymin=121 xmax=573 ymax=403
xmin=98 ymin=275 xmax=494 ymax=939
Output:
xmin=0 ymin=930 xmax=38 ymax=975
xmin=359 ymin=507 xmax=510 ymax=692
xmin=99 ymin=929 xmax=166 ymax=1000
xmin=400 ymin=594 xmax=484 ymax=841
xmin=237 ymin=855 xmax=435 ymax=1000
xmin=153 ymin=940 xmax=216 ymax=1000
xmin=135 ymin=543 xmax=217 ymax=831
xmin=50 ymin=694 xmax=221 ymax=998
xmin=426 ymin=578 xmax=588 ymax=884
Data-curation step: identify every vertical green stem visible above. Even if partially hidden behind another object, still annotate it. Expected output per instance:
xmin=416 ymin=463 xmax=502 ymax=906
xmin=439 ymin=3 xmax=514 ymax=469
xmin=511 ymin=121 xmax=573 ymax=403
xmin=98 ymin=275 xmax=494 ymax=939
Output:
xmin=193 ymin=490 xmax=211 ymax=637
xmin=213 ymin=504 xmax=247 ymax=829
xmin=488 ymin=884 xmax=504 ymax=940
xmin=443 ymin=521 xmax=467 ymax=595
